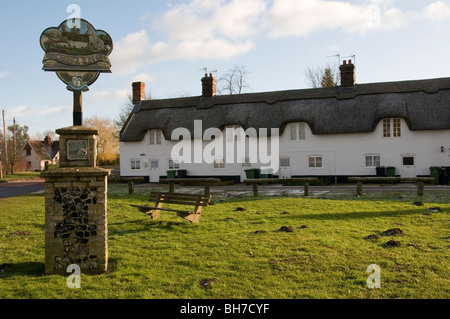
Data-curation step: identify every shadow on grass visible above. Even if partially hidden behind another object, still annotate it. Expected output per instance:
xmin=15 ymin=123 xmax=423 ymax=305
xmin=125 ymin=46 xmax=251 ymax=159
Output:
xmin=291 ymin=208 xmax=431 ymax=221
xmin=108 ymin=218 xmax=191 ymax=238
xmin=0 ymin=262 xmax=45 ymax=278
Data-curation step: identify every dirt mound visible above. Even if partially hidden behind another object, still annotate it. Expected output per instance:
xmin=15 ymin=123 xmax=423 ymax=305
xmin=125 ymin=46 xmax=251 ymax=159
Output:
xmin=364 ymin=234 xmax=381 ymax=240
xmin=381 ymin=228 xmax=404 ymax=236
xmin=383 ymin=240 xmax=401 ymax=248
xmin=278 ymin=226 xmax=295 ymax=233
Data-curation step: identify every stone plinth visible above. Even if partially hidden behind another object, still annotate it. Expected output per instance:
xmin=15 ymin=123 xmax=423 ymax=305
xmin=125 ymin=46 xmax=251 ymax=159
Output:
xmin=42 ymin=167 xmax=110 ymax=275
xmin=56 ymin=126 xmax=98 ymax=168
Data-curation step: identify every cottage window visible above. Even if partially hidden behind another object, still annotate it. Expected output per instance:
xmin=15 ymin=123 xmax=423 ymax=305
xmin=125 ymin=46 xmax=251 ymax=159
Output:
xmin=131 ymin=160 xmax=141 ymax=170
xmin=280 ymin=158 xmax=290 ymax=167
xmin=365 ymin=155 xmax=381 ymax=168
xmin=290 ymin=123 xmax=306 ymax=141
xmin=150 ymin=161 xmax=159 ymax=169
xmin=213 ymin=158 xmax=225 ymax=169
xmin=308 ymin=156 xmax=323 ymax=168
xmin=149 ymin=129 xmax=162 ymax=145
xmin=393 ymin=119 xmax=401 ymax=137
xmin=383 ymin=119 xmax=401 ymax=137
xmin=383 ymin=119 xmax=391 ymax=137
xmin=402 ymin=156 xmax=414 ymax=166
xmin=169 ymin=160 xmax=180 ymax=170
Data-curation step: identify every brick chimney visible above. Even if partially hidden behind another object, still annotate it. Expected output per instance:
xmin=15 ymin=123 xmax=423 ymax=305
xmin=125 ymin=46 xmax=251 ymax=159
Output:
xmin=339 ymin=60 xmax=356 ymax=87
xmin=202 ymin=73 xmax=216 ymax=97
xmin=44 ymin=135 xmax=52 ymax=147
xmin=132 ymin=82 xmax=146 ymax=104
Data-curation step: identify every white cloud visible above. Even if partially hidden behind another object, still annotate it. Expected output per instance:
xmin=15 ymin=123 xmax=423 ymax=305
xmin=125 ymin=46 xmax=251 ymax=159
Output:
xmin=153 ymin=0 xmax=266 ymax=41
xmin=267 ymin=0 xmax=409 ymax=38
xmin=110 ymin=30 xmax=151 ymax=75
xmin=111 ymin=0 xmax=447 ymax=75
xmin=423 ymin=1 xmax=450 ymax=21
xmin=111 ymin=0 xmax=264 ymax=75
xmin=132 ymin=73 xmax=156 ymax=85
xmin=89 ymin=88 xmax=129 ymax=104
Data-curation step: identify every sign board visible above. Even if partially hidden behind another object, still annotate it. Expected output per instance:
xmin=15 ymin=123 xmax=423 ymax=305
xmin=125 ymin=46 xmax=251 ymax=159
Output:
xmin=40 ymin=19 xmax=113 ymax=91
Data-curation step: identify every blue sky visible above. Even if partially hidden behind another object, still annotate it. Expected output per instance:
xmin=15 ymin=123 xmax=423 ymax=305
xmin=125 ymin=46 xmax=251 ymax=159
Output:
xmin=1 ymin=0 xmax=450 ymax=139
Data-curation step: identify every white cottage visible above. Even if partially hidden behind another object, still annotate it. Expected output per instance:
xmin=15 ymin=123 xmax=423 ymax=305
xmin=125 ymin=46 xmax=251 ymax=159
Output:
xmin=119 ymin=61 xmax=450 ymax=183
xmin=22 ymin=135 xmax=60 ymax=172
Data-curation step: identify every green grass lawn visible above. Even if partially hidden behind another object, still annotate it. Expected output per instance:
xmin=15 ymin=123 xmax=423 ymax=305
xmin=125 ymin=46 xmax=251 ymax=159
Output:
xmin=0 ymin=185 xmax=449 ymax=299
xmin=0 ymin=172 xmax=41 ymax=182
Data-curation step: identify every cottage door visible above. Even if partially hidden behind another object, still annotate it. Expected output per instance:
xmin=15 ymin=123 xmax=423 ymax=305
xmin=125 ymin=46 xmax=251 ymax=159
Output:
xmin=149 ymin=160 xmax=160 ymax=183
xmin=279 ymin=158 xmax=291 ymax=179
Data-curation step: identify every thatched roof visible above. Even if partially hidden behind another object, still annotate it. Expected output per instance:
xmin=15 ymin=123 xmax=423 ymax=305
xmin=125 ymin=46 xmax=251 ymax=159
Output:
xmin=26 ymin=140 xmax=59 ymax=161
xmin=120 ymin=77 xmax=450 ymax=142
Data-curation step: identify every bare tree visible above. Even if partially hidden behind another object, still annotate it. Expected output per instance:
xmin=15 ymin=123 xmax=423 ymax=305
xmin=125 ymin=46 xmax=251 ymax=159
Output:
xmin=114 ymin=91 xmax=152 ymax=138
xmin=218 ymin=65 xmax=251 ymax=95
xmin=305 ymin=64 xmax=339 ymax=88
xmin=84 ymin=116 xmax=119 ymax=165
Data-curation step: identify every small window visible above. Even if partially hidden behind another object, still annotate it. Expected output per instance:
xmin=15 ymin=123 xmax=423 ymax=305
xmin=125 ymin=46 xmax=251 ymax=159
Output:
xmin=383 ymin=119 xmax=401 ymax=137
xmin=365 ymin=155 xmax=381 ymax=168
xmin=169 ymin=160 xmax=180 ymax=169
xmin=149 ymin=129 xmax=162 ymax=145
xmin=309 ymin=156 xmax=323 ymax=168
xmin=280 ymin=158 xmax=290 ymax=167
xmin=131 ymin=160 xmax=141 ymax=170
xmin=150 ymin=161 xmax=159 ymax=169
xmin=26 ymin=148 xmax=31 ymax=156
xmin=289 ymin=123 xmax=306 ymax=141
xmin=403 ymin=156 xmax=414 ymax=166
xmin=393 ymin=119 xmax=401 ymax=137
xmin=383 ymin=119 xmax=391 ymax=137
xmin=213 ymin=158 xmax=225 ymax=169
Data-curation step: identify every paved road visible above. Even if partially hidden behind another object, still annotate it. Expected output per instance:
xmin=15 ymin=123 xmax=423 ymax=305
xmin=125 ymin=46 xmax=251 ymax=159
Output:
xmin=0 ymin=179 xmax=45 ymax=199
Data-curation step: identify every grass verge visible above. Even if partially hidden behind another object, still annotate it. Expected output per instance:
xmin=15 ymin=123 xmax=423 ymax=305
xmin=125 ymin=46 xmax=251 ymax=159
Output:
xmin=0 ymin=186 xmax=449 ymax=299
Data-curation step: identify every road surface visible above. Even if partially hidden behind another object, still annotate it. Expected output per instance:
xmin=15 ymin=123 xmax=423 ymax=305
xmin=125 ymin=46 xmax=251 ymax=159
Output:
xmin=0 ymin=179 xmax=45 ymax=199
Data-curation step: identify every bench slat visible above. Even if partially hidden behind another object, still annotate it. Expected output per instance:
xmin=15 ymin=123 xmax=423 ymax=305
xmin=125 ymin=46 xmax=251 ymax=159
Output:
xmin=131 ymin=205 xmax=192 ymax=214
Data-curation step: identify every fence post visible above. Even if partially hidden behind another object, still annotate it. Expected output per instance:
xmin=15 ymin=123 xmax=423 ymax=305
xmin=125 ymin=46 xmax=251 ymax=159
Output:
xmin=304 ymin=181 xmax=310 ymax=196
xmin=356 ymin=181 xmax=363 ymax=196
xmin=128 ymin=180 xmax=134 ymax=194
xmin=417 ymin=180 xmax=424 ymax=196
xmin=252 ymin=183 xmax=259 ymax=196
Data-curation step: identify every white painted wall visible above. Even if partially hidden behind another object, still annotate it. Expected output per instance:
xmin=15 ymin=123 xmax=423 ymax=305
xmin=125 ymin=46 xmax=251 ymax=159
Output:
xmin=120 ymin=119 xmax=450 ymax=182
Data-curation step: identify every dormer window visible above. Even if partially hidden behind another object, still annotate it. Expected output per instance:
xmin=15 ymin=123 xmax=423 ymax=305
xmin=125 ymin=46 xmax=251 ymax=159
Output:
xmin=383 ymin=119 xmax=401 ymax=137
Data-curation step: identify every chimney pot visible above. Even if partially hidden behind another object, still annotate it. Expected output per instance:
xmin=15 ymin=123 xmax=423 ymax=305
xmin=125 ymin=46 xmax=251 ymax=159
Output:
xmin=202 ymin=74 xmax=216 ymax=97
xmin=132 ymin=82 xmax=146 ymax=104
xmin=339 ymin=61 xmax=356 ymax=87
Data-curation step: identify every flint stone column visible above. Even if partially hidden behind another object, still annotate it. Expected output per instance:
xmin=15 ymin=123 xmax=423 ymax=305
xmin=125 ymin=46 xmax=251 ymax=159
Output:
xmin=42 ymin=126 xmax=110 ymax=275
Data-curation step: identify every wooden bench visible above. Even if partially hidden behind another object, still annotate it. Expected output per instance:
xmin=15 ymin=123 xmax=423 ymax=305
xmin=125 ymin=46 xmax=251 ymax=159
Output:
xmin=160 ymin=178 xmax=221 ymax=200
xmin=348 ymin=177 xmax=435 ymax=196
xmin=131 ymin=192 xmax=211 ymax=224
xmin=244 ymin=178 xmax=318 ymax=196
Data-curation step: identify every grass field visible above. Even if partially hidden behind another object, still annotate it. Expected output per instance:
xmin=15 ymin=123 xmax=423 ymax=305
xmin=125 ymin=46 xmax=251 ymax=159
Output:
xmin=0 ymin=185 xmax=449 ymax=299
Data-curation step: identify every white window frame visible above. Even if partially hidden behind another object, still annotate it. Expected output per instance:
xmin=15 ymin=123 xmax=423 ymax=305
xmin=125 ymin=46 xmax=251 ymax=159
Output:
xmin=308 ymin=155 xmax=323 ymax=168
xmin=131 ymin=159 xmax=141 ymax=170
xmin=365 ymin=154 xmax=381 ymax=168
xmin=169 ymin=159 xmax=180 ymax=170
xmin=149 ymin=129 xmax=162 ymax=145
xmin=280 ymin=158 xmax=290 ymax=167
xmin=383 ymin=118 xmax=401 ymax=138
xmin=289 ymin=123 xmax=306 ymax=141
xmin=401 ymin=154 xmax=415 ymax=167
xmin=213 ymin=158 xmax=225 ymax=169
